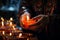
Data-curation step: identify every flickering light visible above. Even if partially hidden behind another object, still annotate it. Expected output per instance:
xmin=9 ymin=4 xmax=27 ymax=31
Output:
xmin=27 ymin=15 xmax=30 ymax=21
xmin=10 ymin=22 xmax=13 ymax=26
xmin=2 ymin=31 xmax=5 ymax=35
xmin=10 ymin=17 xmax=13 ymax=21
xmin=1 ymin=17 xmax=4 ymax=21
xmin=1 ymin=21 xmax=4 ymax=26
xmin=19 ymin=33 xmax=22 ymax=38
xmin=9 ymin=33 xmax=12 ymax=36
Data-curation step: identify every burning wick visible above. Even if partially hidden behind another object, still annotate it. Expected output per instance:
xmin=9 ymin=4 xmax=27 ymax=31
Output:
xmin=1 ymin=17 xmax=4 ymax=26
xmin=10 ymin=21 xmax=13 ymax=26
xmin=1 ymin=17 xmax=4 ymax=21
xmin=9 ymin=33 xmax=12 ymax=36
xmin=2 ymin=31 xmax=5 ymax=35
xmin=10 ymin=17 xmax=13 ymax=21
xmin=12 ymin=26 xmax=15 ymax=30
xmin=27 ymin=15 xmax=30 ymax=21
xmin=1 ymin=21 xmax=4 ymax=26
xmin=19 ymin=33 xmax=22 ymax=38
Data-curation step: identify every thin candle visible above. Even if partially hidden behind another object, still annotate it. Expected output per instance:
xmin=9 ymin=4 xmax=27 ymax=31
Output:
xmin=1 ymin=21 xmax=4 ymax=26
xmin=1 ymin=17 xmax=4 ymax=21
xmin=27 ymin=15 xmax=30 ymax=21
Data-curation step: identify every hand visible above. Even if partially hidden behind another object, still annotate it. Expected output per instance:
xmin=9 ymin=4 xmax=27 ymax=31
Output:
xmin=20 ymin=14 xmax=49 ymax=31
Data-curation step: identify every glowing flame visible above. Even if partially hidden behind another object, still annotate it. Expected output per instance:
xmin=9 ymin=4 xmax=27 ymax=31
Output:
xmin=1 ymin=17 xmax=4 ymax=21
xmin=20 ymin=12 xmax=36 ymax=28
xmin=9 ymin=33 xmax=12 ymax=36
xmin=1 ymin=21 xmax=4 ymax=26
xmin=2 ymin=31 xmax=5 ymax=35
xmin=19 ymin=33 xmax=22 ymax=38
xmin=12 ymin=26 xmax=15 ymax=30
xmin=27 ymin=15 xmax=30 ymax=21
xmin=10 ymin=17 xmax=13 ymax=21
xmin=10 ymin=22 xmax=13 ymax=26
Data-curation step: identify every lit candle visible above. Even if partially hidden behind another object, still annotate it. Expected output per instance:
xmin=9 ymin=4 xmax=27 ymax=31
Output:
xmin=1 ymin=17 xmax=4 ymax=21
xmin=2 ymin=31 xmax=5 ymax=35
xmin=27 ymin=15 xmax=30 ymax=21
xmin=10 ymin=17 xmax=13 ymax=21
xmin=19 ymin=33 xmax=22 ymax=38
xmin=9 ymin=33 xmax=12 ymax=36
xmin=1 ymin=21 xmax=4 ymax=26
xmin=10 ymin=21 xmax=13 ymax=26
xmin=12 ymin=26 xmax=15 ymax=30
xmin=1 ymin=17 xmax=4 ymax=26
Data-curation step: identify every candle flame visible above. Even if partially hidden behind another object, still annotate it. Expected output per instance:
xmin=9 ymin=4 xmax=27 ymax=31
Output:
xmin=20 ymin=13 xmax=36 ymax=28
xmin=27 ymin=15 xmax=30 ymax=21
xmin=2 ymin=31 xmax=5 ymax=35
xmin=19 ymin=33 xmax=22 ymax=37
xmin=1 ymin=17 xmax=4 ymax=21
xmin=10 ymin=22 xmax=13 ymax=26
xmin=10 ymin=33 xmax=12 ymax=36
xmin=12 ymin=26 xmax=15 ymax=30
xmin=2 ymin=21 xmax=4 ymax=26
xmin=10 ymin=17 xmax=13 ymax=21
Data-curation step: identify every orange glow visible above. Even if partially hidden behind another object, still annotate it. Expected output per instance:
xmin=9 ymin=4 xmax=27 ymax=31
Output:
xmin=21 ymin=13 xmax=36 ymax=28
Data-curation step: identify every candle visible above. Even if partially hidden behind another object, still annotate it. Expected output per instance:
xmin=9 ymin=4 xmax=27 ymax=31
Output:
xmin=27 ymin=15 xmax=30 ymax=21
xmin=9 ymin=33 xmax=12 ymax=36
xmin=2 ymin=31 xmax=5 ymax=35
xmin=1 ymin=17 xmax=4 ymax=26
xmin=19 ymin=33 xmax=22 ymax=38
xmin=10 ymin=17 xmax=13 ymax=21
xmin=1 ymin=21 xmax=4 ymax=26
xmin=1 ymin=17 xmax=4 ymax=21
xmin=10 ymin=21 xmax=13 ymax=26
xmin=12 ymin=26 xmax=15 ymax=30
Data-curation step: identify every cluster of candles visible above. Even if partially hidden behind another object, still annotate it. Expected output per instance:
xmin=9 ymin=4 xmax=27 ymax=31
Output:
xmin=0 ymin=17 xmax=33 ymax=40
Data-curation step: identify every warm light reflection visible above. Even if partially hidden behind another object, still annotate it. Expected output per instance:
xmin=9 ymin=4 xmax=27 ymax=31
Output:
xmin=27 ymin=15 xmax=30 ymax=21
xmin=21 ymin=13 xmax=36 ymax=28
